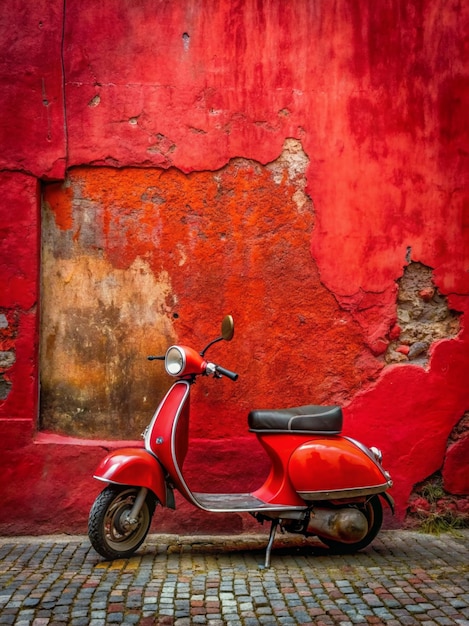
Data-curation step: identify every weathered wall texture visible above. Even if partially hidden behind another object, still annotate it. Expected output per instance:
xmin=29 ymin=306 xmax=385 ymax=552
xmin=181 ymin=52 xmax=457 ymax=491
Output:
xmin=0 ymin=0 xmax=468 ymax=534
xmin=41 ymin=143 xmax=380 ymax=440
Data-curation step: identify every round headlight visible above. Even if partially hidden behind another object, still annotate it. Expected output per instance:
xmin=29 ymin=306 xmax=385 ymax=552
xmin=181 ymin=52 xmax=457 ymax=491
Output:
xmin=165 ymin=346 xmax=185 ymax=376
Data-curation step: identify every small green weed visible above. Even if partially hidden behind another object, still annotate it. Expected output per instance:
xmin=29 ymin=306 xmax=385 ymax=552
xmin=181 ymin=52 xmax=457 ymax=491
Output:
xmin=417 ymin=510 xmax=467 ymax=536
xmin=420 ymin=479 xmax=446 ymax=504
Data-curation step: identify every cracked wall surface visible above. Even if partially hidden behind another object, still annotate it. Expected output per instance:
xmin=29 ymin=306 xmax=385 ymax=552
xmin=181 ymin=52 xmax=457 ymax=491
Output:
xmin=0 ymin=0 xmax=468 ymax=533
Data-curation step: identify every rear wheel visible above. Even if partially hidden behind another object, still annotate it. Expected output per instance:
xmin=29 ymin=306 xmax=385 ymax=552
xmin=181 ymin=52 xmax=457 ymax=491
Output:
xmin=320 ymin=495 xmax=383 ymax=553
xmin=88 ymin=485 xmax=157 ymax=560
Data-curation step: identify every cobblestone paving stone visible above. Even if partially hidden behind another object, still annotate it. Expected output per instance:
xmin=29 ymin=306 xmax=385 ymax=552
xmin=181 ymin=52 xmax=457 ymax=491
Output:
xmin=0 ymin=530 xmax=467 ymax=625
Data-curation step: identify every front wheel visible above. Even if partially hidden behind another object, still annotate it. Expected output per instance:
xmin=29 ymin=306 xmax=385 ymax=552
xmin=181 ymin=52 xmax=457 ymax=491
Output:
xmin=320 ymin=495 xmax=383 ymax=553
xmin=88 ymin=485 xmax=157 ymax=560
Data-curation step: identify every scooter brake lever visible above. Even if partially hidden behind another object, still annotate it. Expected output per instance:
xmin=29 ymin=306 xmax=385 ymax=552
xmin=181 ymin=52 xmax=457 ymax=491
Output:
xmin=147 ymin=355 xmax=165 ymax=361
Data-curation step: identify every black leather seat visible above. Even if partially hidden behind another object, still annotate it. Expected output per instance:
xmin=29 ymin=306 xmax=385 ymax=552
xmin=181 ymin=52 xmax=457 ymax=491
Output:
xmin=248 ymin=405 xmax=342 ymax=434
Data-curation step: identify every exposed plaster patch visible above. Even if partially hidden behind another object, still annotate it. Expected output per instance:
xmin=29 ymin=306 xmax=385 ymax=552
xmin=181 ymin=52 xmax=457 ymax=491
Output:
xmin=0 ymin=310 xmax=16 ymax=400
xmin=88 ymin=94 xmax=101 ymax=108
xmin=0 ymin=377 xmax=12 ymax=400
xmin=147 ymin=133 xmax=176 ymax=156
xmin=0 ymin=351 xmax=15 ymax=369
xmin=266 ymin=138 xmax=312 ymax=214
xmin=385 ymin=262 xmax=461 ymax=366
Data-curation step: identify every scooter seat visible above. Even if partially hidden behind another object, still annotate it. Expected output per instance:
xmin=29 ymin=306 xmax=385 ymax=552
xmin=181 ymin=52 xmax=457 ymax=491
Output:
xmin=248 ymin=404 xmax=342 ymax=434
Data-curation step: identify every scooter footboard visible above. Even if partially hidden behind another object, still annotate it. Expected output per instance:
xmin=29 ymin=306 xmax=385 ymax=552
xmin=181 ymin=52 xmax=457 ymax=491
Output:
xmin=93 ymin=447 xmax=170 ymax=507
xmin=289 ymin=437 xmax=392 ymax=500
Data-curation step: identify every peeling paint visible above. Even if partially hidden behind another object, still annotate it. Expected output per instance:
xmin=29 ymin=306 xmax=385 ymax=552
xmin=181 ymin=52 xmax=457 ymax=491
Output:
xmin=41 ymin=140 xmax=381 ymax=439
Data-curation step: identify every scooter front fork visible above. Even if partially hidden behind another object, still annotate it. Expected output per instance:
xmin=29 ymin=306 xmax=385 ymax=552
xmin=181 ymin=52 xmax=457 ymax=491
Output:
xmin=125 ymin=487 xmax=148 ymax=529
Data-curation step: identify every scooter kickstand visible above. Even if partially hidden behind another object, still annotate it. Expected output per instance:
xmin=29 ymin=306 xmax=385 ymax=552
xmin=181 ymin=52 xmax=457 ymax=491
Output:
xmin=260 ymin=519 xmax=279 ymax=570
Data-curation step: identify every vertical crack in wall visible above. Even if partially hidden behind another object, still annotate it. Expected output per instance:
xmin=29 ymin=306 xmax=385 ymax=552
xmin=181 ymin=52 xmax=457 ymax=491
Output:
xmin=385 ymin=262 xmax=461 ymax=366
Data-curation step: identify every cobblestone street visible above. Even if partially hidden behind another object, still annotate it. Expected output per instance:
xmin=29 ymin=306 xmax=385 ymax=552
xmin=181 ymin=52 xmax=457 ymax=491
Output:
xmin=0 ymin=530 xmax=468 ymax=625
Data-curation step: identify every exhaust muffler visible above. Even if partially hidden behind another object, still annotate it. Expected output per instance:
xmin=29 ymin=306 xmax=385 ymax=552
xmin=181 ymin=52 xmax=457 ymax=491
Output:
xmin=306 ymin=507 xmax=368 ymax=543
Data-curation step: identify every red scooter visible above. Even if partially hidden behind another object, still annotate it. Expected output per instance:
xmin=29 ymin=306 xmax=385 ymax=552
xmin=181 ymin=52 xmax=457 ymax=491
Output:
xmin=88 ymin=316 xmax=393 ymax=567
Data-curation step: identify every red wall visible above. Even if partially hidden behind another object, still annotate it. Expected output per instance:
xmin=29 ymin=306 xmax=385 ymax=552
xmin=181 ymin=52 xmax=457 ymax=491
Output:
xmin=0 ymin=0 xmax=468 ymax=534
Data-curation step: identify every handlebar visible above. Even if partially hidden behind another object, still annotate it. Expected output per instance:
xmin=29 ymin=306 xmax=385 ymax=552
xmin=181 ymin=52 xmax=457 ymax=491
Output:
xmin=214 ymin=364 xmax=239 ymax=381
xmin=147 ymin=355 xmax=165 ymax=361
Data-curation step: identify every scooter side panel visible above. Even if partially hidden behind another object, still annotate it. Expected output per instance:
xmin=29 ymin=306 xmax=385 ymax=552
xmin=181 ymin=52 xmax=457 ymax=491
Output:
xmin=252 ymin=434 xmax=310 ymax=506
xmin=289 ymin=437 xmax=390 ymax=499
xmin=93 ymin=447 xmax=167 ymax=505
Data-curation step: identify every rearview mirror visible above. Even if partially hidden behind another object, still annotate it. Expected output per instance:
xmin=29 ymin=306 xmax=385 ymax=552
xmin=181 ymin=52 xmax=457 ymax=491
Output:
xmin=221 ymin=315 xmax=234 ymax=341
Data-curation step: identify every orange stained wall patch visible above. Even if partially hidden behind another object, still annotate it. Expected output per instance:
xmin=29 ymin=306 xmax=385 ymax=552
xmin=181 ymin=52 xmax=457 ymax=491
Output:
xmin=41 ymin=141 xmax=379 ymax=440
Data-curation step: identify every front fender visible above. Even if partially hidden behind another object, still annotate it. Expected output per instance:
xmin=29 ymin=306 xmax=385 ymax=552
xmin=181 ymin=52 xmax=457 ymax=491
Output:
xmin=93 ymin=447 xmax=169 ymax=507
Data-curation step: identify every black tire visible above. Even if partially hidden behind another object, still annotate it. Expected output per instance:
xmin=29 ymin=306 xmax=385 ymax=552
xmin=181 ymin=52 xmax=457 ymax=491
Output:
xmin=88 ymin=485 xmax=157 ymax=560
xmin=320 ymin=495 xmax=383 ymax=553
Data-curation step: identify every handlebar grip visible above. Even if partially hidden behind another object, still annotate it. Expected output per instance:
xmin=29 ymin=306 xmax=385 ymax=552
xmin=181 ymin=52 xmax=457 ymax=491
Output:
xmin=215 ymin=365 xmax=239 ymax=381
xmin=147 ymin=355 xmax=165 ymax=361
